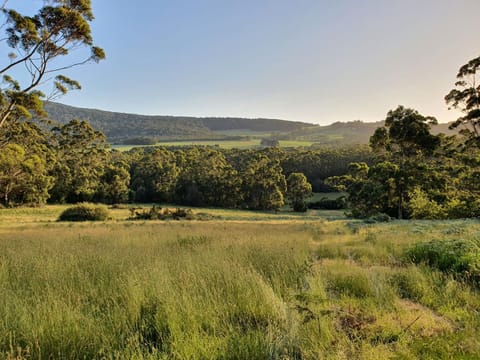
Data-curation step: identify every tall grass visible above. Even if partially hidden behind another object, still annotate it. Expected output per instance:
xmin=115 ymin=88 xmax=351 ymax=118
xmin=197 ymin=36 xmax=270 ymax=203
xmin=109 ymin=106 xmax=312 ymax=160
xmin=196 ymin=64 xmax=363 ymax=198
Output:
xmin=1 ymin=216 xmax=480 ymax=359
xmin=0 ymin=223 xmax=312 ymax=359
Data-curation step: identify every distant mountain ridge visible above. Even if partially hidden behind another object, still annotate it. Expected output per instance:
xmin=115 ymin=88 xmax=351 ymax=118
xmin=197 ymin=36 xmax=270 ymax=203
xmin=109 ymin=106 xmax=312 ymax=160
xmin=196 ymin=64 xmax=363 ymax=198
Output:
xmin=43 ymin=102 xmax=315 ymax=142
xmin=43 ymin=102 xmax=457 ymax=145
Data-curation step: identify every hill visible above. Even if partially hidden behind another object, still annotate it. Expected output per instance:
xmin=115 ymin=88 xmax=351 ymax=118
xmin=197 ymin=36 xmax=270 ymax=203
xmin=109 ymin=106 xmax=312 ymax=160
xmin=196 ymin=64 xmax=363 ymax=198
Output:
xmin=280 ymin=120 xmax=458 ymax=146
xmin=43 ymin=102 xmax=458 ymax=146
xmin=43 ymin=102 xmax=314 ymax=143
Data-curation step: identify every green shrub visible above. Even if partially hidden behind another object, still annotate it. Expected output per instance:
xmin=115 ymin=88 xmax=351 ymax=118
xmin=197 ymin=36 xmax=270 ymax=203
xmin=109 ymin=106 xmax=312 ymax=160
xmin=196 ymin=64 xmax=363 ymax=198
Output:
xmin=364 ymin=213 xmax=391 ymax=224
xmin=58 ymin=204 xmax=109 ymax=222
xmin=405 ymin=239 xmax=480 ymax=287
xmin=408 ymin=187 xmax=447 ymax=219
xmin=308 ymin=196 xmax=346 ymax=210
xmin=129 ymin=206 xmax=195 ymax=220
xmin=293 ymin=202 xmax=308 ymax=212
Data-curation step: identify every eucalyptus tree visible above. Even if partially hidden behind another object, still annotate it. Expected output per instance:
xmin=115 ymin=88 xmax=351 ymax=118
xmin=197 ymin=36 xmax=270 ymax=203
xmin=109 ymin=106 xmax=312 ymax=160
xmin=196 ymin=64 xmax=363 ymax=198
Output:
xmin=130 ymin=148 xmax=179 ymax=203
xmin=240 ymin=152 xmax=287 ymax=211
xmin=445 ymin=55 xmax=480 ymax=148
xmin=0 ymin=143 xmax=52 ymax=206
xmin=0 ymin=0 xmax=105 ymax=131
xmin=49 ymin=119 xmax=109 ymax=203
xmin=328 ymin=106 xmax=442 ymax=219
xmin=369 ymin=106 xmax=442 ymax=218
xmin=286 ymin=173 xmax=312 ymax=212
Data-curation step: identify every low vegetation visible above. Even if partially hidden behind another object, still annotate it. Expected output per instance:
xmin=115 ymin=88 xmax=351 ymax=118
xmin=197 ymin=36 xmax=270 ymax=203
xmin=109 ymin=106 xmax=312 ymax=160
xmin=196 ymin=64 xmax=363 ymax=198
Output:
xmin=0 ymin=210 xmax=479 ymax=359
xmin=58 ymin=203 xmax=109 ymax=222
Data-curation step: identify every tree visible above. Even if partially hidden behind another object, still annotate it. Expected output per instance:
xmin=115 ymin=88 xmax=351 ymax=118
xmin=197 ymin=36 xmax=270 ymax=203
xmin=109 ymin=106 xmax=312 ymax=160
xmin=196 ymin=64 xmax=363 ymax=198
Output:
xmin=130 ymin=148 xmax=178 ymax=203
xmin=369 ymin=106 xmax=441 ymax=219
xmin=240 ymin=153 xmax=287 ymax=211
xmin=49 ymin=119 xmax=108 ymax=203
xmin=175 ymin=148 xmax=241 ymax=207
xmin=286 ymin=173 xmax=312 ymax=212
xmin=328 ymin=106 xmax=443 ymax=219
xmin=445 ymin=55 xmax=480 ymax=148
xmin=0 ymin=0 xmax=105 ymax=130
xmin=0 ymin=144 xmax=52 ymax=206
xmin=95 ymin=151 xmax=130 ymax=204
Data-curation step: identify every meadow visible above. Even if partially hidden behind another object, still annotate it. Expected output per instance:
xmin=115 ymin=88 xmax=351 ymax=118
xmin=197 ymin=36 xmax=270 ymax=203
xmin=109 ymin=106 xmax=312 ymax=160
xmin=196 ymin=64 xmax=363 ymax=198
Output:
xmin=111 ymin=139 xmax=315 ymax=151
xmin=0 ymin=206 xmax=479 ymax=359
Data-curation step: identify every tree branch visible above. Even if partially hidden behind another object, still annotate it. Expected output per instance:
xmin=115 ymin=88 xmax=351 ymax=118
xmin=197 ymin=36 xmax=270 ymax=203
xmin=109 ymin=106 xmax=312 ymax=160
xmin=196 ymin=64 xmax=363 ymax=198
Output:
xmin=0 ymin=41 xmax=43 ymax=75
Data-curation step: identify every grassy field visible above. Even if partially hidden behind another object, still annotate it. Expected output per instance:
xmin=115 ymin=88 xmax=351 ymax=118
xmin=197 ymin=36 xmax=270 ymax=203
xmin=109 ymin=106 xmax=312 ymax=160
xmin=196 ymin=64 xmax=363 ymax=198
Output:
xmin=0 ymin=206 xmax=479 ymax=359
xmin=112 ymin=139 xmax=315 ymax=151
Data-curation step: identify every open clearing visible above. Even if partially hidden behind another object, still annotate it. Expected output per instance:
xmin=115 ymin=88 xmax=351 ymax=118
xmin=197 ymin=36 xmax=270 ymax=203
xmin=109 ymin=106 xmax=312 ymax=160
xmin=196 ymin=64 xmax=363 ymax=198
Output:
xmin=0 ymin=207 xmax=479 ymax=359
xmin=112 ymin=139 xmax=315 ymax=151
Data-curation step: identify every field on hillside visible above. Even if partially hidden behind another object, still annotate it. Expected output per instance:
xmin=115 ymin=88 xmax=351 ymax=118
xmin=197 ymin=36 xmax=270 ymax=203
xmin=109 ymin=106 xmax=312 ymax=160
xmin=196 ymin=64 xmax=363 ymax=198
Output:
xmin=112 ymin=139 xmax=315 ymax=151
xmin=0 ymin=207 xmax=479 ymax=359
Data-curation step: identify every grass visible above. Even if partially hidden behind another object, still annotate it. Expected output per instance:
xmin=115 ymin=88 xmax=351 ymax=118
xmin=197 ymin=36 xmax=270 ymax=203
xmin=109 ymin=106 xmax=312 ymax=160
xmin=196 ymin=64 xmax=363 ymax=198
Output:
xmin=0 ymin=208 xmax=479 ymax=359
xmin=0 ymin=200 xmax=346 ymax=226
xmin=111 ymin=139 xmax=315 ymax=151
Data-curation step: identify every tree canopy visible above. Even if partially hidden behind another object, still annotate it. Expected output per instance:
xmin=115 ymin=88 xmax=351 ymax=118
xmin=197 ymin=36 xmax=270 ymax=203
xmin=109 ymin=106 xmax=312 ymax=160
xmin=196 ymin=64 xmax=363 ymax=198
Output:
xmin=0 ymin=0 xmax=105 ymax=130
xmin=445 ymin=55 xmax=480 ymax=148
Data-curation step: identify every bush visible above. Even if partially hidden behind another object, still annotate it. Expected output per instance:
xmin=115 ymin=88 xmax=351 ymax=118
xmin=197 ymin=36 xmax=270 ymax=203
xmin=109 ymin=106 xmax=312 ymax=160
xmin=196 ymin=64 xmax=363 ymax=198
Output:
xmin=364 ymin=213 xmax=391 ymax=224
xmin=408 ymin=187 xmax=447 ymax=219
xmin=129 ymin=206 xmax=195 ymax=220
xmin=58 ymin=204 xmax=109 ymax=222
xmin=405 ymin=239 xmax=480 ymax=287
xmin=293 ymin=202 xmax=308 ymax=212
xmin=308 ymin=196 xmax=346 ymax=210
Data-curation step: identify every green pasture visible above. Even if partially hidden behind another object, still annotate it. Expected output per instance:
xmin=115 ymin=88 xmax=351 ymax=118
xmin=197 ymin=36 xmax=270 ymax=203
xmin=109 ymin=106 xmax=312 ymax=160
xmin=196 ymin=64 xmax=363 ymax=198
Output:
xmin=111 ymin=139 xmax=315 ymax=151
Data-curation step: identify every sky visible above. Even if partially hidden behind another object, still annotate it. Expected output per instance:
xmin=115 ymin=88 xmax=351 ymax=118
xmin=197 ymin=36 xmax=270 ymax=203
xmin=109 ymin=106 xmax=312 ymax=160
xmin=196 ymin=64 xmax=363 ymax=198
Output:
xmin=5 ymin=0 xmax=480 ymax=125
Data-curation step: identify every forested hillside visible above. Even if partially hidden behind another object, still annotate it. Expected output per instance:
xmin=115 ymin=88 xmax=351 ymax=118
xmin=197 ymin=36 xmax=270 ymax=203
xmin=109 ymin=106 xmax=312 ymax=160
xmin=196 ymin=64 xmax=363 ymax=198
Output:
xmin=44 ymin=102 xmax=457 ymax=146
xmin=43 ymin=102 xmax=314 ymax=142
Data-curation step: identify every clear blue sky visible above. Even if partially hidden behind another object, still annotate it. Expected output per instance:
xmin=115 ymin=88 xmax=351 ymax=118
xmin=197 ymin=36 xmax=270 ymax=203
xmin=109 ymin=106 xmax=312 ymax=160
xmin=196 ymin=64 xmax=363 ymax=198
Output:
xmin=8 ymin=0 xmax=480 ymax=124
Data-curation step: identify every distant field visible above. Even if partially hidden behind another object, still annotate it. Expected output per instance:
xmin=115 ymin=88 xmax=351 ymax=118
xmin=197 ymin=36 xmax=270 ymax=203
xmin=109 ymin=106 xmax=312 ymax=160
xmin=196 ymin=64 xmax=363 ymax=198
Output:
xmin=0 ymin=201 xmax=345 ymax=226
xmin=1 ymin=205 xmax=479 ymax=358
xmin=112 ymin=139 xmax=315 ymax=151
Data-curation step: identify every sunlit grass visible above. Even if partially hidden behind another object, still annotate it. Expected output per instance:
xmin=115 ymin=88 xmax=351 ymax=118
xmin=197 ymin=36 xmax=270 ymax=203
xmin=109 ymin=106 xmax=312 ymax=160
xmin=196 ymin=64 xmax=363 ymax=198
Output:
xmin=0 ymin=211 xmax=479 ymax=358
xmin=111 ymin=139 xmax=315 ymax=151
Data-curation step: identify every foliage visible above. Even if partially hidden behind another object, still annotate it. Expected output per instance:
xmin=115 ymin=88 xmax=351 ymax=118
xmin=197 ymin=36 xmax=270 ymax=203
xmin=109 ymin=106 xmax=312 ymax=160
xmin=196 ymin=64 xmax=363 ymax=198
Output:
xmin=408 ymin=187 xmax=447 ymax=220
xmin=364 ymin=213 xmax=392 ymax=223
xmin=0 ymin=143 xmax=52 ymax=206
xmin=58 ymin=203 xmax=109 ymax=221
xmin=445 ymin=55 xmax=480 ymax=148
xmin=238 ymin=151 xmax=287 ymax=210
xmin=94 ymin=152 xmax=130 ymax=204
xmin=0 ymin=0 xmax=104 ymax=130
xmin=406 ymin=239 xmax=480 ymax=287
xmin=49 ymin=119 xmax=109 ymax=203
xmin=281 ymin=145 xmax=373 ymax=192
xmin=43 ymin=102 xmax=311 ymax=142
xmin=128 ymin=206 xmax=195 ymax=220
xmin=174 ymin=148 xmax=242 ymax=208
xmin=308 ymin=196 xmax=346 ymax=210
xmin=286 ymin=172 xmax=312 ymax=212
xmin=129 ymin=147 xmax=179 ymax=203
xmin=328 ymin=106 xmax=444 ymax=219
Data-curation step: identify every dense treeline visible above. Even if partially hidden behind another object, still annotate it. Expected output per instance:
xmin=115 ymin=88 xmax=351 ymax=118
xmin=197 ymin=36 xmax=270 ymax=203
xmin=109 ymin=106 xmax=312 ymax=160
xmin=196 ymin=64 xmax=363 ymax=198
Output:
xmin=0 ymin=117 xmax=372 ymax=210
